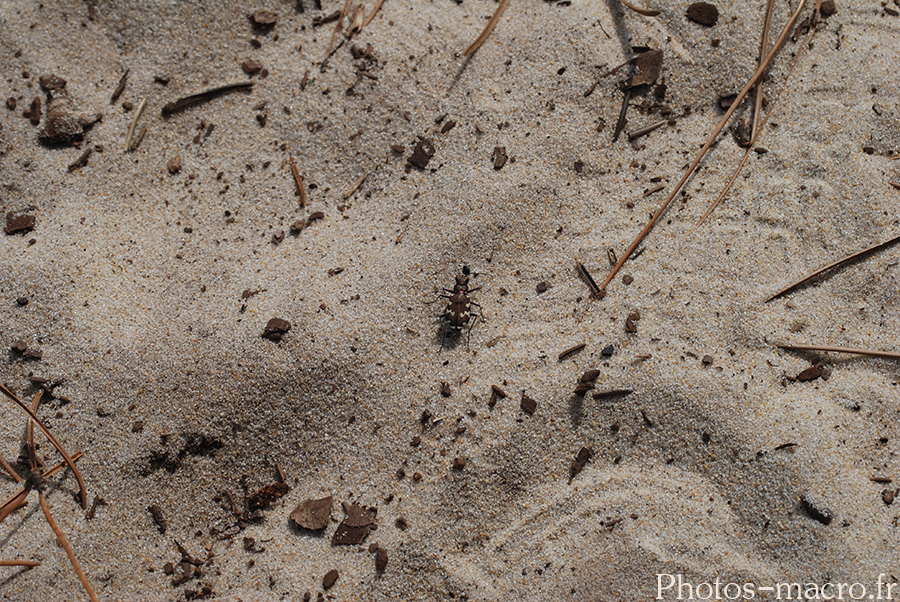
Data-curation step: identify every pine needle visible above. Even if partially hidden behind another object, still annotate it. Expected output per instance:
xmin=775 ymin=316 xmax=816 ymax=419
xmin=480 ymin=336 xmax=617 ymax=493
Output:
xmin=0 ymin=560 xmax=40 ymax=567
xmin=464 ymin=0 xmax=511 ymax=56
xmin=0 ymin=383 xmax=87 ymax=509
xmin=765 ymin=232 xmax=900 ymax=302
xmin=778 ymin=344 xmax=900 ymax=361
xmin=617 ymin=0 xmax=659 ymax=17
xmin=39 ymin=492 xmax=99 ymax=602
xmin=362 ymin=0 xmax=386 ymax=28
xmin=598 ymin=0 xmax=808 ymax=295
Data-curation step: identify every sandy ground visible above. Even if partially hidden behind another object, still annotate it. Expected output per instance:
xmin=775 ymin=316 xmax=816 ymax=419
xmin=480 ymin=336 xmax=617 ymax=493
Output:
xmin=1 ymin=0 xmax=900 ymax=600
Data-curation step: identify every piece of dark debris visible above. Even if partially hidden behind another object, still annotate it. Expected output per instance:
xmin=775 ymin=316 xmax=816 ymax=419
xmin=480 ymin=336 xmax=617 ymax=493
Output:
xmin=440 ymin=382 xmax=452 ymax=397
xmin=520 ymin=392 xmax=537 ymax=415
xmin=5 ymin=213 xmax=35 ymax=235
xmin=242 ymin=60 xmax=264 ymax=75
xmin=796 ymin=365 xmax=823 ymax=382
xmin=452 ymin=456 xmax=466 ymax=471
xmin=148 ymin=504 xmax=168 ymax=534
xmin=306 ymin=211 xmax=325 ymax=226
xmin=38 ymin=75 xmax=102 ymax=144
xmin=271 ymin=229 xmax=285 ymax=244
xmin=625 ymin=310 xmax=640 ymax=333
xmin=569 ymin=447 xmax=591 ymax=483
xmin=407 ymin=137 xmax=435 ymax=170
xmin=441 ymin=120 xmax=457 ymax=134
xmin=250 ymin=9 xmax=278 ymax=28
xmin=6 ymin=97 xmax=16 ymax=110
xmin=601 ymin=344 xmax=615 ymax=357
xmin=489 ymin=385 xmax=507 ymax=408
xmin=332 ymin=502 xmax=377 ymax=545
xmin=883 ymin=489 xmax=896 ymax=505
xmin=686 ymin=2 xmax=719 ymax=26
xmin=323 ymin=569 xmax=339 ymax=589
xmin=246 ymin=482 xmax=290 ymax=512
xmin=800 ymin=493 xmax=833 ymax=525
xmin=290 ymin=496 xmax=333 ymax=531
xmin=263 ymin=317 xmax=291 ymax=341
xmin=168 ymin=156 xmax=182 ymax=174
xmin=375 ymin=546 xmax=388 ymax=572
xmin=558 ymin=343 xmax=586 ymax=361
xmin=702 ymin=355 xmax=714 ymax=365
xmin=390 ymin=144 xmax=406 ymax=154
xmin=492 ymin=146 xmax=508 ymax=170
xmin=290 ymin=219 xmax=305 ymax=234
xmin=536 ymin=281 xmax=551 ymax=294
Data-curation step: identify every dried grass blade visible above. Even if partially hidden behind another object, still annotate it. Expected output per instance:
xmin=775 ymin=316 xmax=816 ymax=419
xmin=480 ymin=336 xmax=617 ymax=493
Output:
xmin=0 ymin=384 xmax=87 ymax=509
xmin=617 ymin=0 xmax=660 ymax=17
xmin=765 ymin=232 xmax=900 ymax=302
xmin=598 ymin=0 xmax=807 ymax=294
xmin=464 ymin=0 xmax=511 ymax=56
xmin=778 ymin=344 xmax=900 ymax=361
xmin=39 ymin=492 xmax=99 ymax=602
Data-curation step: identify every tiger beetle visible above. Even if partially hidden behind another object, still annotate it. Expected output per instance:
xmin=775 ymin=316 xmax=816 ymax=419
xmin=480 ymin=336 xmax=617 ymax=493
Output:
xmin=440 ymin=266 xmax=481 ymax=340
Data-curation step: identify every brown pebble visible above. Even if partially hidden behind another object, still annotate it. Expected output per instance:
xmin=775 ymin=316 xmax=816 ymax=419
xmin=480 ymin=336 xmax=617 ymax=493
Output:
xmin=536 ymin=281 xmax=550 ymax=294
xmin=622 ymin=274 xmax=634 ymax=285
xmin=131 ymin=420 xmax=144 ymax=433
xmin=167 ymin=156 xmax=182 ymax=174
xmin=440 ymin=120 xmax=456 ymax=134
xmin=16 ymin=296 xmax=28 ymax=306
xmin=242 ymin=60 xmax=264 ymax=75
xmin=883 ymin=489 xmax=895 ymax=505
xmin=625 ymin=317 xmax=638 ymax=333
xmin=820 ymin=0 xmax=835 ymax=17
xmin=375 ymin=547 xmax=388 ymax=572
xmin=390 ymin=144 xmax=406 ymax=154
xmin=250 ymin=9 xmax=278 ymax=27
xmin=412 ymin=472 xmax=422 ymax=481
xmin=796 ymin=365 xmax=822 ymax=382
xmin=410 ymin=436 xmax=421 ymax=447
xmin=580 ymin=370 xmax=601 ymax=383
xmin=452 ymin=457 xmax=466 ymax=470
xmin=702 ymin=355 xmax=714 ymax=365
xmin=686 ymin=2 xmax=719 ymax=26
xmin=290 ymin=219 xmax=305 ymax=234
xmin=289 ymin=496 xmax=333 ymax=531
xmin=6 ymin=97 xmax=16 ymax=110
xmin=520 ymin=393 xmax=537 ymax=415
xmin=322 ymin=569 xmax=338 ymax=589
xmin=307 ymin=211 xmax=325 ymax=225
xmin=272 ymin=229 xmax=285 ymax=244
xmin=492 ymin=146 xmax=508 ymax=170
xmin=263 ymin=317 xmax=291 ymax=341
xmin=24 ymin=96 xmax=41 ymax=124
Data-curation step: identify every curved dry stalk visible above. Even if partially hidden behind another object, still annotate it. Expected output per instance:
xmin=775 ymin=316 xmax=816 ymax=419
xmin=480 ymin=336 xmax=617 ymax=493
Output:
xmin=598 ymin=0 xmax=808 ymax=295
xmin=0 ymin=455 xmax=22 ymax=483
xmin=0 ymin=559 xmax=40 ymax=567
xmin=778 ymin=344 xmax=900 ymax=360
xmin=765 ymin=232 xmax=900 ymax=302
xmin=464 ymin=0 xmax=511 ymax=56
xmin=327 ymin=0 xmax=353 ymax=57
xmin=0 ymin=384 xmax=87 ymax=509
xmin=617 ymin=0 xmax=659 ymax=17
xmin=39 ymin=492 xmax=99 ymax=602
xmin=361 ymin=0 xmax=386 ymax=28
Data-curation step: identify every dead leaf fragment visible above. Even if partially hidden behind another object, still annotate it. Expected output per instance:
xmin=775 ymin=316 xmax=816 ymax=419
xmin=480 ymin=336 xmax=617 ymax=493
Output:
xmin=626 ymin=50 xmax=663 ymax=89
xmin=289 ymin=496 xmax=332 ymax=530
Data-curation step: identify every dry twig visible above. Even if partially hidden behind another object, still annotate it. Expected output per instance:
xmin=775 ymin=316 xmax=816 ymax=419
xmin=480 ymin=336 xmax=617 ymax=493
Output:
xmin=778 ymin=344 xmax=900 ymax=361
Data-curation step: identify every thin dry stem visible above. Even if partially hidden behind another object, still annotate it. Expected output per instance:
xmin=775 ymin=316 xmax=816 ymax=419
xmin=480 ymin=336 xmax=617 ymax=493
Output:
xmin=0 ymin=488 xmax=31 ymax=524
xmin=464 ymin=0 xmax=511 ymax=56
xmin=778 ymin=344 xmax=900 ymax=360
xmin=0 ymin=559 xmax=40 ymax=567
xmin=617 ymin=0 xmax=660 ymax=17
xmin=0 ymin=383 xmax=87 ymax=509
xmin=0 ymin=454 xmax=22 ymax=483
xmin=326 ymin=0 xmax=353 ymax=57
xmin=39 ymin=492 xmax=99 ymax=602
xmin=765 ymin=232 xmax=900 ymax=302
xmin=362 ymin=0 xmax=386 ymax=28
xmin=599 ymin=0 xmax=808 ymax=294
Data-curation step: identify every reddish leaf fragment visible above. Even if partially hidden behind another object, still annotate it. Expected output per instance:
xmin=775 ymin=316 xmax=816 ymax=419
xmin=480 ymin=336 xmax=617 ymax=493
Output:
xmin=289 ymin=496 xmax=332 ymax=530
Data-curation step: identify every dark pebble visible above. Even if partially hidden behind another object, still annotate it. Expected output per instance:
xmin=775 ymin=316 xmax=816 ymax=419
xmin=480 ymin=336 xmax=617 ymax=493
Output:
xmin=250 ymin=9 xmax=278 ymax=27
xmin=375 ymin=547 xmax=388 ymax=572
xmin=6 ymin=97 xmax=16 ymax=110
xmin=263 ymin=317 xmax=291 ymax=341
xmin=5 ymin=213 xmax=35 ymax=235
xmin=686 ymin=2 xmax=719 ymax=26
xmin=452 ymin=456 xmax=466 ymax=470
xmin=272 ymin=229 xmax=285 ymax=244
xmin=883 ymin=489 xmax=895 ymax=505
xmin=322 ymin=569 xmax=338 ymax=589
xmin=16 ymin=297 xmax=28 ymax=306
xmin=242 ymin=60 xmax=263 ymax=75
xmin=702 ymin=355 xmax=714 ymax=365
xmin=168 ymin=156 xmax=182 ymax=174
xmin=796 ymin=365 xmax=822 ymax=382
xmin=820 ymin=0 xmax=835 ymax=17
xmin=536 ymin=281 xmax=550 ymax=294
xmin=601 ymin=344 xmax=615 ymax=357
xmin=440 ymin=382 xmax=452 ymax=397
xmin=408 ymin=137 xmax=435 ymax=170
xmin=492 ymin=146 xmax=508 ymax=170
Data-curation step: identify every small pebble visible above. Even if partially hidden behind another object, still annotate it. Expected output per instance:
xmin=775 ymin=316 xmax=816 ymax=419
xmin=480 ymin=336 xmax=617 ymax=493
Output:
xmin=601 ymin=344 xmax=615 ymax=357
